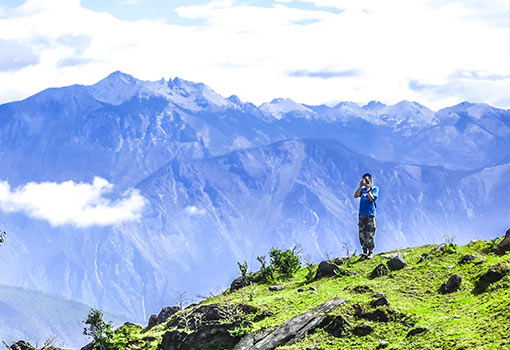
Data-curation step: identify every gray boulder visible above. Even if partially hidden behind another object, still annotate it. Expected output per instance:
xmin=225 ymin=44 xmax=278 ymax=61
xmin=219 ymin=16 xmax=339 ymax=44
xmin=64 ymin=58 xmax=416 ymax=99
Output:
xmin=371 ymin=263 xmax=389 ymax=278
xmin=234 ymin=297 xmax=346 ymax=349
xmin=387 ymin=255 xmax=407 ymax=271
xmin=314 ymin=261 xmax=341 ymax=279
xmin=458 ymin=255 xmax=476 ymax=265
xmin=231 ymin=276 xmax=251 ymax=291
xmin=157 ymin=306 xmax=180 ymax=324
xmin=439 ymin=274 xmax=462 ymax=294
xmin=475 ymin=267 xmax=507 ymax=292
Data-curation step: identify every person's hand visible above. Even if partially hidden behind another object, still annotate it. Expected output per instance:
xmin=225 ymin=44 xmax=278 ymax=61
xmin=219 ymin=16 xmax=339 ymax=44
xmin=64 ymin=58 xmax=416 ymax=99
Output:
xmin=359 ymin=179 xmax=366 ymax=187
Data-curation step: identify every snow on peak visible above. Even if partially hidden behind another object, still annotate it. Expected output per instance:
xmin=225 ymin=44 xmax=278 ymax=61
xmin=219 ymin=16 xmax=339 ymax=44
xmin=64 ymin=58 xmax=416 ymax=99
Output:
xmin=367 ymin=100 xmax=436 ymax=128
xmin=87 ymin=71 xmax=142 ymax=105
xmin=362 ymin=100 xmax=386 ymax=111
xmin=259 ymin=98 xmax=316 ymax=119
xmin=166 ymin=77 xmax=232 ymax=111
xmin=438 ymin=101 xmax=497 ymax=119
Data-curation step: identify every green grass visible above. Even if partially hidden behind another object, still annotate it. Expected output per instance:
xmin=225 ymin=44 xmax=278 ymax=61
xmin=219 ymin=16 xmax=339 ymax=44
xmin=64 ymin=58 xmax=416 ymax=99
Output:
xmin=105 ymin=238 xmax=510 ymax=350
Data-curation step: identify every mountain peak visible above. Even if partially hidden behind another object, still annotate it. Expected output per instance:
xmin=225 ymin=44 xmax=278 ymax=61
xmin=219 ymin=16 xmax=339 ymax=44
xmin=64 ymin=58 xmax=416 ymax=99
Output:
xmin=87 ymin=71 xmax=141 ymax=105
xmin=259 ymin=98 xmax=315 ymax=119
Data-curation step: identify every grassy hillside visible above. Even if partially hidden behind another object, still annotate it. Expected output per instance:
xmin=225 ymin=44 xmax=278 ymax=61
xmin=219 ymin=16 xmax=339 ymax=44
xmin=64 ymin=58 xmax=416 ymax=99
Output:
xmin=72 ymin=235 xmax=510 ymax=350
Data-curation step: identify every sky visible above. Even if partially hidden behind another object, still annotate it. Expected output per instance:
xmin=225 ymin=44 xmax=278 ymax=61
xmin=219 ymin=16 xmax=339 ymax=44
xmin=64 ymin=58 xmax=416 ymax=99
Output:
xmin=0 ymin=0 xmax=508 ymax=111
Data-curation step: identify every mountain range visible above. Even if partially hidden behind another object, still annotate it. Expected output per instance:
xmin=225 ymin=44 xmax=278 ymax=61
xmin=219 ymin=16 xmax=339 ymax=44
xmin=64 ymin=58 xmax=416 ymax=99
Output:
xmin=0 ymin=72 xmax=508 ymax=348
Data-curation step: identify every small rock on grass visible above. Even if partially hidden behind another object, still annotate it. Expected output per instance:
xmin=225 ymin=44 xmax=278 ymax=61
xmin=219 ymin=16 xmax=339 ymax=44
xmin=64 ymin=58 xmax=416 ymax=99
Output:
xmin=371 ymin=263 xmax=389 ymax=278
xmin=352 ymin=322 xmax=373 ymax=336
xmin=458 ymin=254 xmax=476 ymax=265
xmin=417 ymin=253 xmax=431 ymax=263
xmin=377 ymin=340 xmax=390 ymax=349
xmin=387 ymin=255 xmax=407 ymax=271
xmin=406 ymin=327 xmax=428 ymax=337
xmin=269 ymin=285 xmax=284 ymax=292
xmin=439 ymin=274 xmax=462 ymax=294
xmin=370 ymin=296 xmax=390 ymax=307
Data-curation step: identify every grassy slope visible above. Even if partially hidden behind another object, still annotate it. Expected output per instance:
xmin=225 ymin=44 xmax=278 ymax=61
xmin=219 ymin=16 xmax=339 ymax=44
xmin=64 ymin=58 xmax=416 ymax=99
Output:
xmin=110 ymin=238 xmax=510 ymax=350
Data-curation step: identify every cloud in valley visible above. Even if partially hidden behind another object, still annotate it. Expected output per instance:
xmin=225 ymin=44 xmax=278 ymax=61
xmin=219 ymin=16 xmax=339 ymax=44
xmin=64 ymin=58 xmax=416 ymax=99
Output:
xmin=0 ymin=177 xmax=146 ymax=227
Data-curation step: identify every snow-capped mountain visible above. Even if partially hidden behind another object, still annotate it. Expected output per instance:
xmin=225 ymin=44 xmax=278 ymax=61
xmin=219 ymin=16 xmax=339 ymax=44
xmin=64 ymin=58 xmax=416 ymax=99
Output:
xmin=0 ymin=72 xmax=508 ymax=342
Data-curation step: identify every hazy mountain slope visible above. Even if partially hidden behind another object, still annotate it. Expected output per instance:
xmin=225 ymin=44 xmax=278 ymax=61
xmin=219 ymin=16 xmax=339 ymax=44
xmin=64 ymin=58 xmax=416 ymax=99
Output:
xmin=0 ymin=285 xmax=128 ymax=349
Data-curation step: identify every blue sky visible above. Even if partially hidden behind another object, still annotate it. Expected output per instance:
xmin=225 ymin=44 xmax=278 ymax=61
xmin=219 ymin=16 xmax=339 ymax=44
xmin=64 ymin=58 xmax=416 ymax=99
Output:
xmin=0 ymin=0 xmax=508 ymax=109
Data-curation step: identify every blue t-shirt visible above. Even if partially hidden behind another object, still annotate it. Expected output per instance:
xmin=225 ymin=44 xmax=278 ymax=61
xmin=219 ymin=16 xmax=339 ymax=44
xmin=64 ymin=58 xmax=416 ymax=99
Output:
xmin=359 ymin=186 xmax=379 ymax=216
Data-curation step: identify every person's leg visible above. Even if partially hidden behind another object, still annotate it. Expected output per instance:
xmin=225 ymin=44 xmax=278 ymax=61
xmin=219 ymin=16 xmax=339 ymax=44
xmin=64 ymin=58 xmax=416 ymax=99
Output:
xmin=365 ymin=216 xmax=376 ymax=257
xmin=358 ymin=215 xmax=368 ymax=256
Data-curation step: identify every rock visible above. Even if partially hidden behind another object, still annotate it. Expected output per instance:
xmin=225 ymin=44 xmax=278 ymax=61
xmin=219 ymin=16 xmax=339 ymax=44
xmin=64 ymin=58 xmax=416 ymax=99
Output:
xmin=380 ymin=252 xmax=407 ymax=259
xmin=377 ymin=340 xmax=390 ymax=349
xmin=351 ymin=285 xmax=373 ymax=294
xmin=297 ymin=288 xmax=307 ymax=292
xmin=315 ymin=261 xmax=341 ymax=279
xmin=234 ymin=298 xmax=346 ymax=349
xmin=475 ymin=268 xmax=507 ymax=292
xmin=148 ymin=313 xmax=158 ymax=328
xmin=269 ymin=285 xmax=284 ymax=292
xmin=306 ymin=344 xmax=321 ymax=350
xmin=362 ymin=309 xmax=389 ymax=322
xmin=496 ymin=228 xmax=510 ymax=253
xmin=309 ymin=287 xmax=317 ymax=291
xmin=8 ymin=341 xmax=36 ymax=350
xmin=231 ymin=276 xmax=251 ymax=291
xmin=417 ymin=253 xmax=431 ymax=263
xmin=439 ymin=274 xmax=462 ymax=294
xmin=387 ymin=256 xmax=407 ymax=271
xmin=193 ymin=304 xmax=222 ymax=321
xmin=322 ymin=315 xmax=350 ymax=337
xmin=159 ymin=321 xmax=249 ymax=350
xmin=157 ymin=306 xmax=180 ymax=324
xmin=372 ymin=292 xmax=386 ymax=298
xmin=406 ymin=327 xmax=428 ymax=337
xmin=459 ymin=254 xmax=476 ymax=265
xmin=371 ymin=263 xmax=389 ymax=278
xmin=432 ymin=244 xmax=446 ymax=252
xmin=370 ymin=296 xmax=390 ymax=308
xmin=352 ymin=322 xmax=373 ymax=336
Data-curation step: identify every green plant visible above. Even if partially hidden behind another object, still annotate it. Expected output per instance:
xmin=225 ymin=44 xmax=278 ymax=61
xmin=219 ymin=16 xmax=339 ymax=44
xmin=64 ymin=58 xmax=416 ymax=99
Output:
xmin=269 ymin=246 xmax=301 ymax=279
xmin=253 ymin=246 xmax=302 ymax=284
xmin=228 ymin=321 xmax=253 ymax=338
xmin=83 ymin=308 xmax=113 ymax=350
xmin=441 ymin=242 xmax=457 ymax=254
xmin=254 ymin=255 xmax=277 ymax=284
xmin=305 ymin=262 xmax=316 ymax=283
xmin=237 ymin=260 xmax=250 ymax=278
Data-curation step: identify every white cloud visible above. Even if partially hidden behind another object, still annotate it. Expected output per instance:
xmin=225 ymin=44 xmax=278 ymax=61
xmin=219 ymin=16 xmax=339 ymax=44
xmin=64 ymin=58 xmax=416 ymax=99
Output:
xmin=0 ymin=0 xmax=507 ymax=109
xmin=185 ymin=206 xmax=206 ymax=216
xmin=0 ymin=177 xmax=146 ymax=227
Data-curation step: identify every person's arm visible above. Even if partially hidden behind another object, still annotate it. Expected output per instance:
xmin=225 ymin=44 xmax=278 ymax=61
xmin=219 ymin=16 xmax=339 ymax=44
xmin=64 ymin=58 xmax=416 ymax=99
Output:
xmin=367 ymin=186 xmax=378 ymax=202
xmin=354 ymin=180 xmax=365 ymax=198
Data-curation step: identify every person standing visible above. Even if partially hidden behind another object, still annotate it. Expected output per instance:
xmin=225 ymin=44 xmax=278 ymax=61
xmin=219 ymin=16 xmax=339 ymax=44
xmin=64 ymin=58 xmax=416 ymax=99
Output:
xmin=354 ymin=173 xmax=379 ymax=259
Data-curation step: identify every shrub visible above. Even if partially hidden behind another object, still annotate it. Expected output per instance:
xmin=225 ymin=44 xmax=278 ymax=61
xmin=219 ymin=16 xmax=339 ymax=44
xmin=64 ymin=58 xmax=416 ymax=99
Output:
xmin=253 ymin=246 xmax=301 ymax=283
xmin=83 ymin=308 xmax=113 ymax=350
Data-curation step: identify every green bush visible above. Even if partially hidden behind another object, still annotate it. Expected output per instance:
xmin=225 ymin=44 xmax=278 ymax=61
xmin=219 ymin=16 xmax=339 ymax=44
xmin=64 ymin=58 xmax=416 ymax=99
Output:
xmin=83 ymin=308 xmax=113 ymax=350
xmin=269 ymin=246 xmax=301 ymax=279
xmin=253 ymin=246 xmax=301 ymax=284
